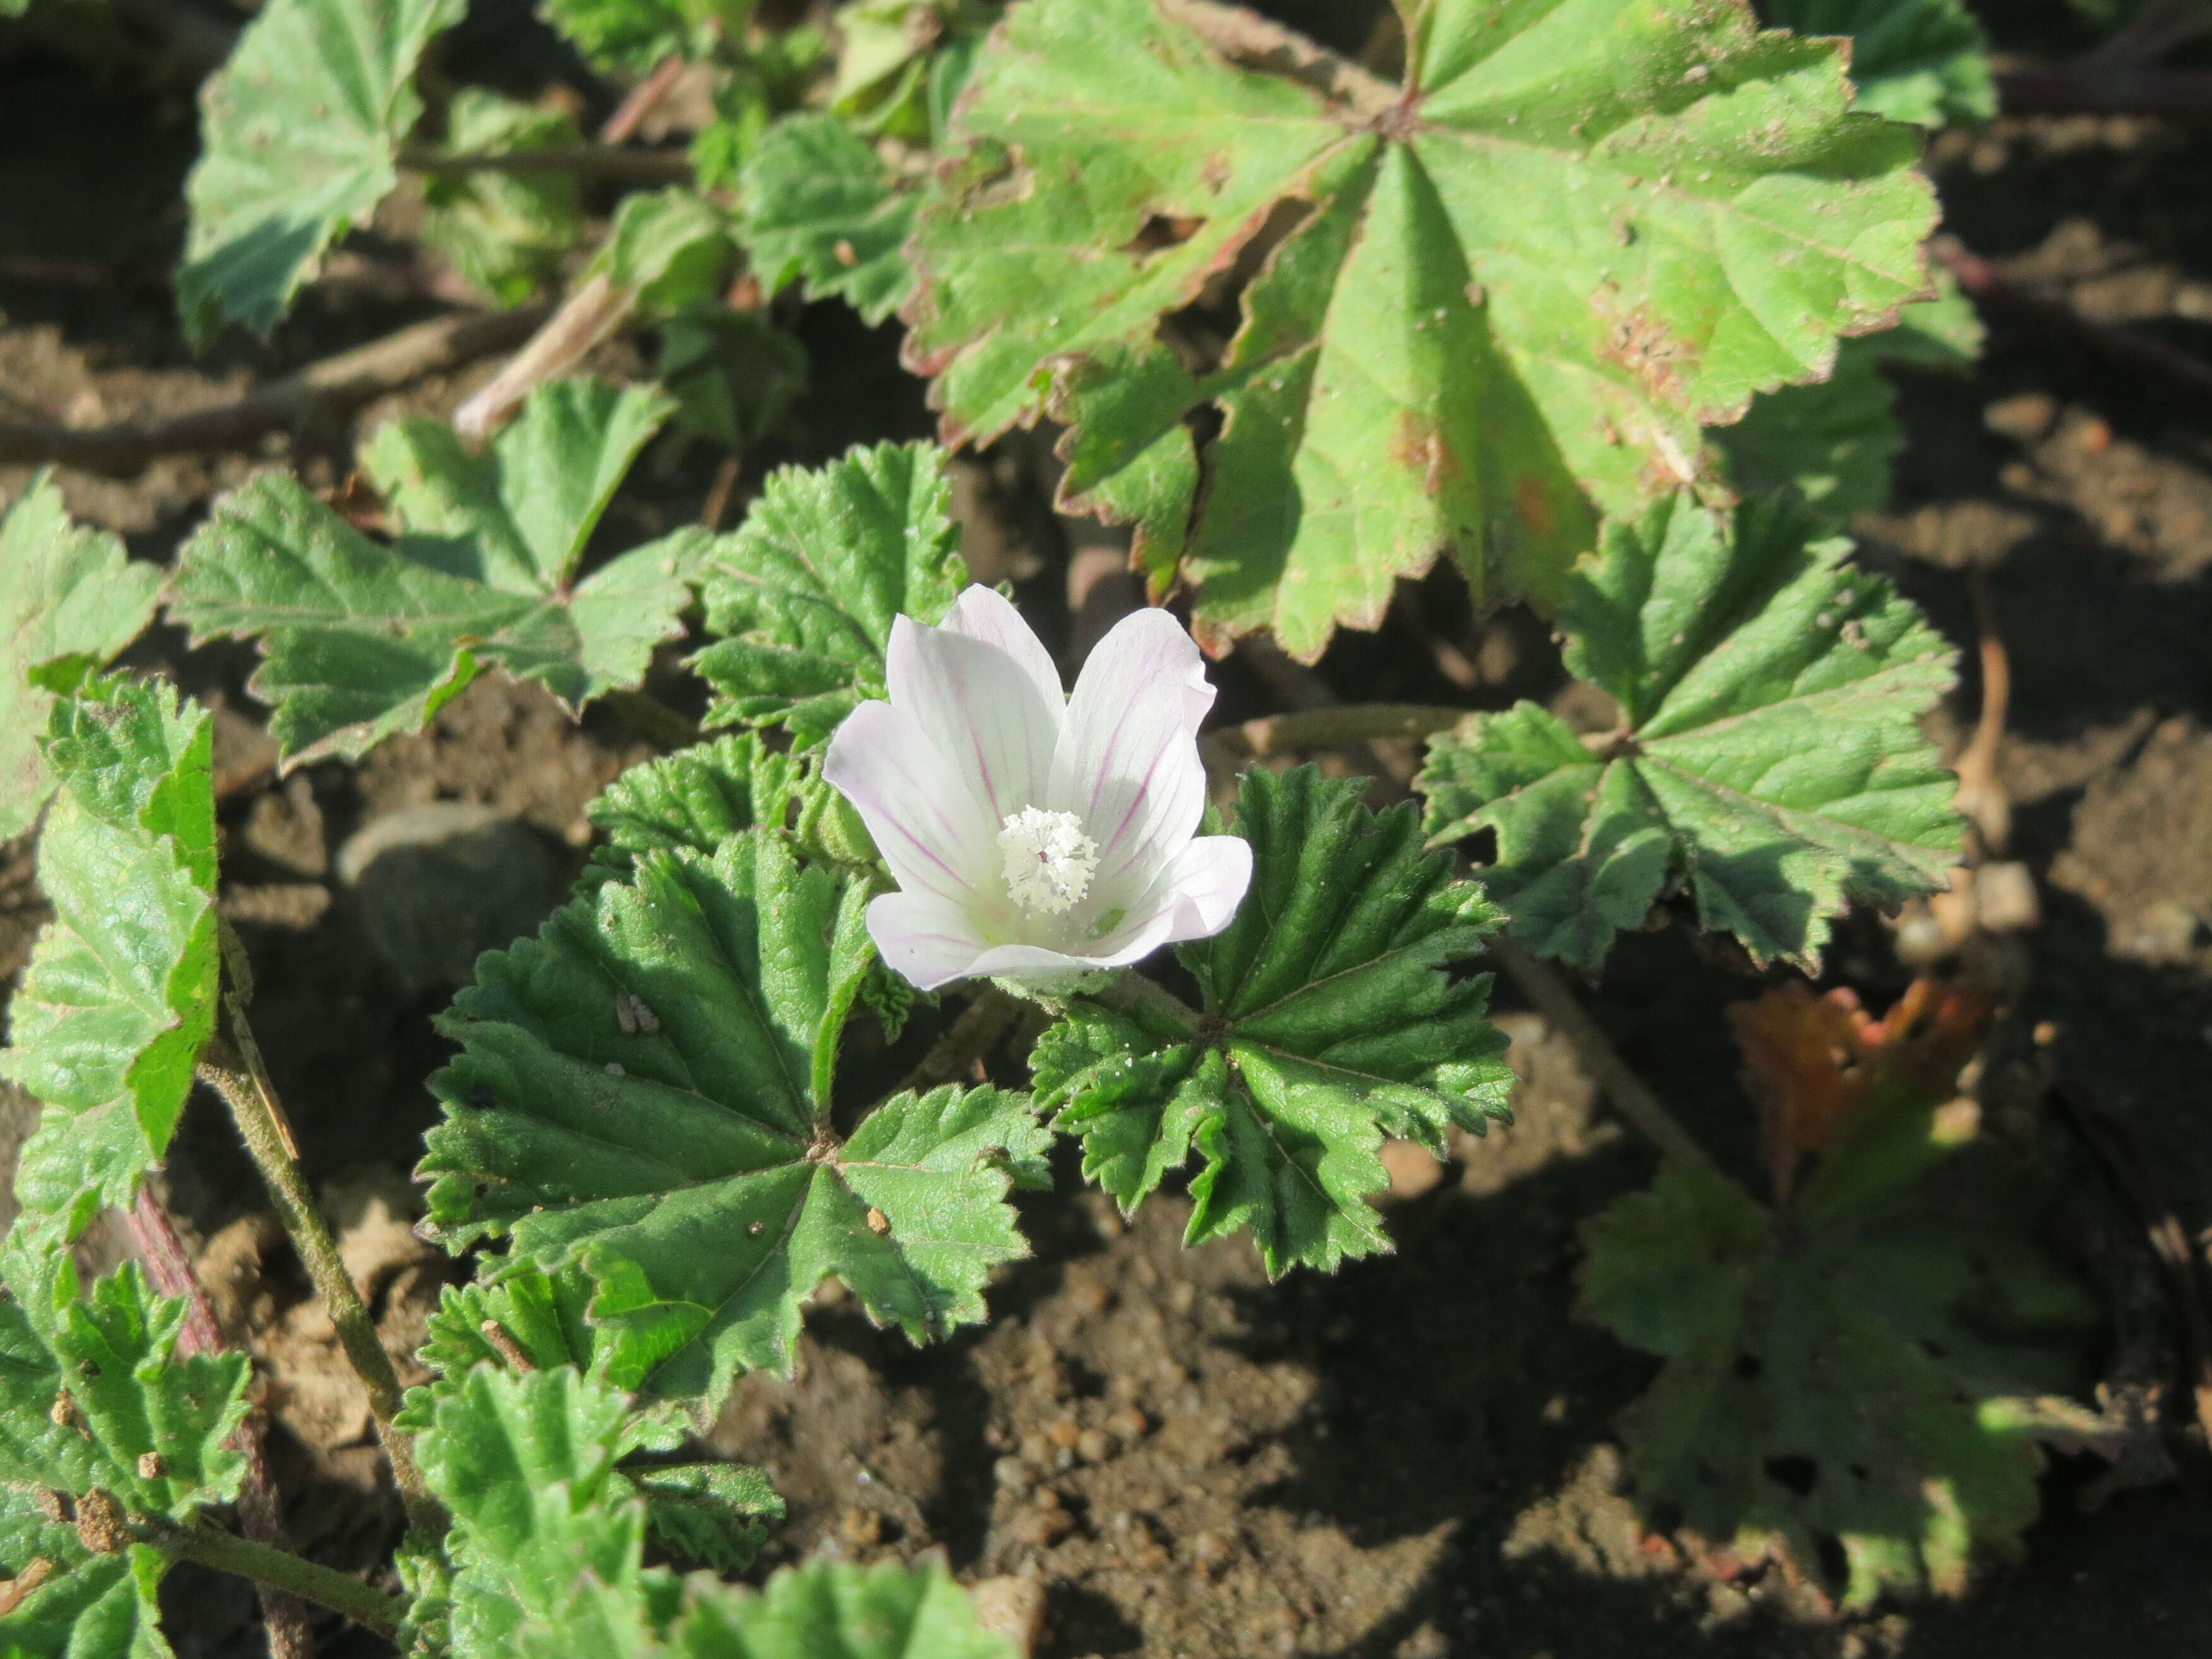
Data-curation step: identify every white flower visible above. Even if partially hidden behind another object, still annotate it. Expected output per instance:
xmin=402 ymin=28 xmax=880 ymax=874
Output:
xmin=822 ymin=586 xmax=1252 ymax=990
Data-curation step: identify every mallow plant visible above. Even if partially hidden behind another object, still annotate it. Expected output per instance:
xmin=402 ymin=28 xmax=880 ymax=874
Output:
xmin=0 ymin=0 xmax=2116 ymax=1650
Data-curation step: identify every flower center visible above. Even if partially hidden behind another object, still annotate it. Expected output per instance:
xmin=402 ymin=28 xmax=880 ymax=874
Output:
xmin=997 ymin=806 xmax=1098 ymax=916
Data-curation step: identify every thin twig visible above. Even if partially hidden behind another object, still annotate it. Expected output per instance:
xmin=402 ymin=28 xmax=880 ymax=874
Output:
xmin=398 ymin=143 xmax=694 ymax=186
xmin=702 ymin=452 xmax=744 ymax=531
xmin=1209 ymin=704 xmax=1469 ymax=759
xmin=453 ymin=274 xmax=636 ymax=439
xmin=899 ymin=987 xmax=1025 ymax=1093
xmin=1935 ymin=238 xmax=2212 ymax=407
xmin=201 ymin=930 xmax=443 ymax=1536
xmin=1954 ymin=568 xmax=2012 ymax=854
xmin=1491 ymin=939 xmax=1716 ymax=1174
xmin=127 ymin=1191 xmax=316 ymax=1658
xmin=599 ymin=55 xmax=690 ymax=144
xmin=143 ymin=1520 xmax=406 ymax=1639
xmin=0 ymin=305 xmax=550 ymax=473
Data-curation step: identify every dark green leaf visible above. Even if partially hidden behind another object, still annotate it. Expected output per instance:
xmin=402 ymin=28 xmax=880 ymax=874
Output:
xmin=1768 ymin=0 xmax=1995 ymax=128
xmin=418 ymin=830 xmax=1041 ymax=1402
xmin=690 ymin=442 xmax=968 ymax=746
xmin=1035 ymin=766 xmax=1512 ymax=1275
xmin=422 ymin=90 xmax=587 ymax=307
xmin=1419 ymin=494 xmax=1961 ymax=974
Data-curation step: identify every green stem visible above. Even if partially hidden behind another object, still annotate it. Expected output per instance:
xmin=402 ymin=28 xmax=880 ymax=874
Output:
xmin=1211 ymin=703 xmax=1469 ymax=758
xmin=200 ymin=942 xmax=446 ymax=1537
xmin=146 ymin=1521 xmax=406 ymax=1638
xmin=1085 ymin=971 xmax=1205 ymax=1032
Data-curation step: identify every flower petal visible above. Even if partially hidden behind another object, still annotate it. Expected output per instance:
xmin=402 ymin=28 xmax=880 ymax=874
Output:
xmin=1049 ymin=607 xmax=1214 ymax=901
xmin=1153 ymin=834 xmax=1253 ymax=943
xmin=823 ymin=698 xmax=996 ymax=902
xmin=939 ymin=585 xmax=1065 ymax=715
xmin=863 ymin=890 xmax=995 ymax=991
xmin=887 ymin=607 xmax=1060 ymax=824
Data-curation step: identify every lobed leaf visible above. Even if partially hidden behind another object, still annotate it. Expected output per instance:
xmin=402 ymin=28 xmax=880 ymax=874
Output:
xmin=3 ymin=681 xmax=219 ymax=1242
xmin=169 ymin=379 xmax=695 ymax=765
xmin=418 ymin=830 xmax=1042 ymax=1404
xmin=0 ymin=472 xmax=162 ymax=841
xmin=582 ymin=731 xmax=877 ymax=888
xmin=905 ymin=0 xmax=1938 ymax=660
xmin=1419 ymin=493 xmax=1962 ymax=974
xmin=418 ymin=1356 xmax=999 ymax=1659
xmin=178 ymin=0 xmax=465 ymax=346
xmin=1035 ymin=766 xmax=1513 ymax=1276
xmin=1580 ymin=1155 xmax=2096 ymax=1607
xmin=738 ymin=112 xmax=917 ymax=325
xmin=690 ymin=442 xmax=968 ymax=746
xmin=1768 ymin=0 xmax=1995 ymax=128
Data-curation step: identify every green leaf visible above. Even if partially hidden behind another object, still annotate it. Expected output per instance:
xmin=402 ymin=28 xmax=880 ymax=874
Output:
xmin=422 ymin=90 xmax=588 ymax=307
xmin=1580 ymin=1157 xmax=2097 ymax=1606
xmin=418 ymin=830 xmax=1042 ymax=1403
xmin=595 ymin=190 xmax=741 ymax=322
xmin=905 ymin=0 xmax=1937 ymax=659
xmin=1768 ymin=0 xmax=1995 ymax=128
xmin=178 ymin=0 xmax=465 ymax=346
xmin=1713 ymin=276 xmax=1984 ymax=523
xmin=582 ymin=732 xmax=876 ymax=889
xmin=3 ymin=682 xmax=219 ymax=1242
xmin=419 ymin=1364 xmax=667 ymax=1658
xmin=690 ymin=442 xmax=968 ymax=746
xmin=0 ymin=1525 xmax=172 ymax=1659
xmin=1034 ymin=766 xmax=1512 ymax=1277
xmin=654 ymin=307 xmax=810 ymax=454
xmin=0 ymin=1246 xmax=253 ymax=1519
xmin=738 ymin=112 xmax=917 ymax=325
xmin=1419 ymin=494 xmax=1961 ymax=975
xmin=169 ymin=379 xmax=695 ymax=765
xmin=0 ymin=473 xmax=162 ymax=841
xmin=671 ymin=1559 xmax=1018 ymax=1659
xmin=542 ymin=0 xmax=749 ymax=73
xmin=626 ymin=1463 xmax=780 ymax=1573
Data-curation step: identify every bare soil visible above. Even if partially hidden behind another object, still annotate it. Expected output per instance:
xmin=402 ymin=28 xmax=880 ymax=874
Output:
xmin=6 ymin=2 xmax=2212 ymax=1655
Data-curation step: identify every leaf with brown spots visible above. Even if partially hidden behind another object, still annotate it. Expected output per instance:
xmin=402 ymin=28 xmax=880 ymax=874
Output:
xmin=905 ymin=0 xmax=1937 ymax=659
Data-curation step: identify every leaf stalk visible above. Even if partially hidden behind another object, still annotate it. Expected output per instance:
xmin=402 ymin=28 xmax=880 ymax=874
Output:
xmin=145 ymin=1519 xmax=407 ymax=1638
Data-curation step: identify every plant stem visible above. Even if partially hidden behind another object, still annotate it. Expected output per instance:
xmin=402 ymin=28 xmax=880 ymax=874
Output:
xmin=899 ymin=986 xmax=1024 ymax=1094
xmin=0 ymin=305 xmax=550 ymax=472
xmin=147 ymin=1521 xmax=406 ymax=1639
xmin=1086 ymin=971 xmax=1204 ymax=1032
xmin=599 ymin=54 xmax=688 ymax=144
xmin=1490 ymin=939 xmax=1714 ymax=1174
xmin=1211 ymin=703 xmax=1469 ymax=758
xmin=453 ymin=272 xmax=637 ymax=439
xmin=198 ymin=995 xmax=444 ymax=1537
xmin=397 ymin=143 xmax=695 ymax=186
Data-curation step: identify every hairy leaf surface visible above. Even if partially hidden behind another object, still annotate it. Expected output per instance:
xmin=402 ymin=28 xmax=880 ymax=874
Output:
xmin=418 ymin=830 xmax=1042 ymax=1402
xmin=906 ymin=0 xmax=1938 ymax=659
xmin=1034 ymin=767 xmax=1512 ymax=1275
xmin=169 ymin=380 xmax=694 ymax=763
xmin=3 ymin=683 xmax=219 ymax=1241
xmin=178 ymin=0 xmax=464 ymax=345
xmin=1419 ymin=494 xmax=1960 ymax=973
xmin=1768 ymin=0 xmax=1995 ymax=127
xmin=691 ymin=442 xmax=968 ymax=744
xmin=738 ymin=112 xmax=916 ymax=324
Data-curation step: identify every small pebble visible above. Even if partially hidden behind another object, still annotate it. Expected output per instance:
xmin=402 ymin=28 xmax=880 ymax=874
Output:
xmin=993 ymin=1455 xmax=1031 ymax=1492
xmin=1106 ymin=1406 xmax=1149 ymax=1440
xmin=1075 ymin=1428 xmax=1114 ymax=1464
xmin=1192 ymin=1529 xmax=1233 ymax=1575
xmin=839 ymin=1505 xmax=883 ymax=1548
xmin=1045 ymin=1418 xmax=1081 ymax=1452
